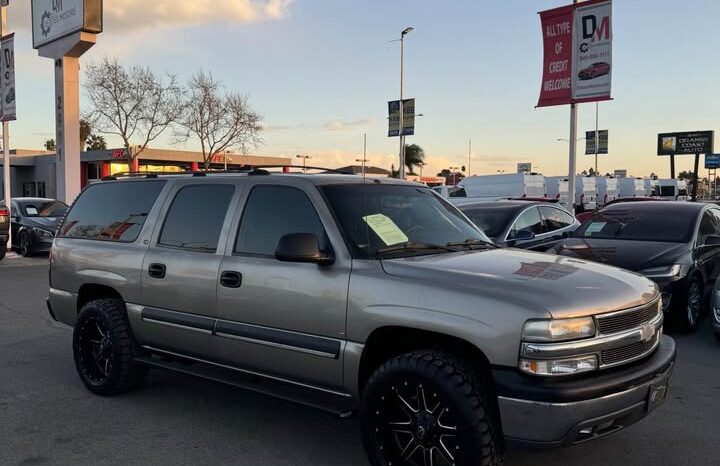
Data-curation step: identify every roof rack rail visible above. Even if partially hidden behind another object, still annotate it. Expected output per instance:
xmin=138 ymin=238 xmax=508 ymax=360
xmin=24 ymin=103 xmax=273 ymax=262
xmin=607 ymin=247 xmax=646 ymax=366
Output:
xmin=101 ymin=165 xmax=354 ymax=182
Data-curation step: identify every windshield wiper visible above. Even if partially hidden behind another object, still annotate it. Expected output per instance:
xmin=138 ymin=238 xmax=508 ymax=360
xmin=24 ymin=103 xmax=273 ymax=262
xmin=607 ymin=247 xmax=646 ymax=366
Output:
xmin=376 ymin=242 xmax=458 ymax=256
xmin=446 ymin=238 xmax=498 ymax=249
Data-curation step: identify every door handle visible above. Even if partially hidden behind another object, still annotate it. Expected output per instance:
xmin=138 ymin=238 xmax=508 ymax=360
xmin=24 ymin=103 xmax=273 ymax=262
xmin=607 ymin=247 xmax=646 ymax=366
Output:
xmin=220 ymin=271 xmax=242 ymax=288
xmin=148 ymin=263 xmax=166 ymax=279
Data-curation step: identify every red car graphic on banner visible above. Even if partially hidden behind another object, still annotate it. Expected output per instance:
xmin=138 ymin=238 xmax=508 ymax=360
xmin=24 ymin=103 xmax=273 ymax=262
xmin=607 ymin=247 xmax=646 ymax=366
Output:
xmin=578 ymin=62 xmax=611 ymax=80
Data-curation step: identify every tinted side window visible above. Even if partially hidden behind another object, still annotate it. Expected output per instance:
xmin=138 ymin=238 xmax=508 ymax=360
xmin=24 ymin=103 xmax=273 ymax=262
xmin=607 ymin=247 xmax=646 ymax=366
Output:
xmin=509 ymin=207 xmax=545 ymax=238
xmin=540 ymin=206 xmax=575 ymax=232
xmin=159 ymin=185 xmax=234 ymax=252
xmin=235 ymin=186 xmax=326 ymax=256
xmin=60 ymin=181 xmax=166 ymax=242
xmin=697 ymin=211 xmax=719 ymax=246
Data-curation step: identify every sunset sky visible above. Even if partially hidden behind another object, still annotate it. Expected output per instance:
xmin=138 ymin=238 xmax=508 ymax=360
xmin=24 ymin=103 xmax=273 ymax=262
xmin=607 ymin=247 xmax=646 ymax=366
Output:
xmin=7 ymin=0 xmax=720 ymax=178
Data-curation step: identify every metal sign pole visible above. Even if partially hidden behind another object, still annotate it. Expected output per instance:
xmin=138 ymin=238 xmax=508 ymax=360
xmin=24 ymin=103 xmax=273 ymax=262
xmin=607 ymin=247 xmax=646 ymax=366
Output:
xmin=692 ymin=153 xmax=699 ymax=202
xmin=670 ymin=154 xmax=675 ymax=179
xmin=595 ymin=101 xmax=599 ymax=174
xmin=567 ymin=0 xmax=579 ymax=213
xmin=1 ymin=3 xmax=10 ymax=251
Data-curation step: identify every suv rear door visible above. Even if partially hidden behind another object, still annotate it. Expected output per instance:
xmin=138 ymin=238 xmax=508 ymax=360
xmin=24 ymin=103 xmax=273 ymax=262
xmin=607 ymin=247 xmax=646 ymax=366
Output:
xmin=215 ymin=180 xmax=350 ymax=389
xmin=137 ymin=182 xmax=238 ymax=360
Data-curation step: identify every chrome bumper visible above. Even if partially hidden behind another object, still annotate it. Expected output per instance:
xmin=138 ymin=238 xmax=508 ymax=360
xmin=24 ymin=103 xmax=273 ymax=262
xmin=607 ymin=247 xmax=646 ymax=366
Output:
xmin=497 ymin=335 xmax=675 ymax=447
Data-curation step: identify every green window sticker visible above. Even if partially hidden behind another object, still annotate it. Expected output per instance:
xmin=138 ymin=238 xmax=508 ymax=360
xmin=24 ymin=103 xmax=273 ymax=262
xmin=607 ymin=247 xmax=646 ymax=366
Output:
xmin=362 ymin=214 xmax=409 ymax=246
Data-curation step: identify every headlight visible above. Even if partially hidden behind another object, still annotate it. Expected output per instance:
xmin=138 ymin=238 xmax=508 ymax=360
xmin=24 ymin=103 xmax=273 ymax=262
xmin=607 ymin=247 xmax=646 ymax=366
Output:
xmin=522 ymin=317 xmax=596 ymax=342
xmin=32 ymin=227 xmax=54 ymax=238
xmin=639 ymin=264 xmax=682 ymax=278
xmin=519 ymin=355 xmax=598 ymax=376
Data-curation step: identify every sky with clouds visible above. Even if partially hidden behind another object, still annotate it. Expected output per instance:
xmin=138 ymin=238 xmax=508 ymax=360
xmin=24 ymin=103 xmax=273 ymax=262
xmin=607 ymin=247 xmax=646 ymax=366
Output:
xmin=6 ymin=0 xmax=720 ymax=178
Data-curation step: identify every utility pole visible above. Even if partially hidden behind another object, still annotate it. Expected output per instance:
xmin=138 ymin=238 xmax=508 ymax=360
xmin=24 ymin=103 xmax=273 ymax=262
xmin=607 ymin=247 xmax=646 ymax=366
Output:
xmin=296 ymin=154 xmax=311 ymax=174
xmin=1 ymin=1 xmax=10 ymax=251
xmin=468 ymin=139 xmax=472 ymax=176
xmin=398 ymin=27 xmax=413 ymax=180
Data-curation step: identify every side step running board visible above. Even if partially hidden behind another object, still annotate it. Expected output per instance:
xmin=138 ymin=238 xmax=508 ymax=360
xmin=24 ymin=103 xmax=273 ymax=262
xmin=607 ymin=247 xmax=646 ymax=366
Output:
xmin=135 ymin=354 xmax=356 ymax=417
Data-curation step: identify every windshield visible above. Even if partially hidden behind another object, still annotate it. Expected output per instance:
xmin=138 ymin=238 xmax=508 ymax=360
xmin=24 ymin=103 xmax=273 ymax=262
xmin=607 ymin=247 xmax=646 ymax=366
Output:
xmin=19 ymin=200 xmax=68 ymax=218
xmin=459 ymin=205 xmax=518 ymax=239
xmin=321 ymin=184 xmax=491 ymax=259
xmin=575 ymin=207 xmax=696 ymax=243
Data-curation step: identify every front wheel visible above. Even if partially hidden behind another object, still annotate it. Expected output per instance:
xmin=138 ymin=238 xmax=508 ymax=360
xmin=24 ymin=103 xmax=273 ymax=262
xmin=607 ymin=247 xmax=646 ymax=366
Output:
xmin=361 ymin=351 xmax=503 ymax=466
xmin=674 ymin=277 xmax=703 ymax=333
xmin=73 ymin=298 xmax=146 ymax=396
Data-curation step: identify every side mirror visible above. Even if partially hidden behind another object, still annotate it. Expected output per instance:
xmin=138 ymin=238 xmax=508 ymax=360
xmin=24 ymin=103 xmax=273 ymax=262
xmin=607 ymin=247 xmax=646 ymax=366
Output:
xmin=275 ymin=233 xmax=334 ymax=265
xmin=704 ymin=235 xmax=720 ymax=247
xmin=515 ymin=230 xmax=536 ymax=241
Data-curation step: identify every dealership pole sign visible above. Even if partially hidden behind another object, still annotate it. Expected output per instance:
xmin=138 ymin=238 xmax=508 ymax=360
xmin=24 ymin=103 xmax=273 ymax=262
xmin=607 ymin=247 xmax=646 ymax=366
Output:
xmin=32 ymin=0 xmax=103 ymax=49
xmin=538 ymin=0 xmax=612 ymax=107
xmin=388 ymin=98 xmax=415 ymax=137
xmin=585 ymin=130 xmax=608 ymax=155
xmin=0 ymin=33 xmax=15 ymax=121
xmin=657 ymin=131 xmax=714 ymax=156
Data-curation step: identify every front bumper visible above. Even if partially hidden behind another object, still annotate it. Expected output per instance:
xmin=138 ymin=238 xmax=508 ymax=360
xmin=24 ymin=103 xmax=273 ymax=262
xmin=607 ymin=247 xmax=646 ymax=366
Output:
xmin=493 ymin=335 xmax=676 ymax=447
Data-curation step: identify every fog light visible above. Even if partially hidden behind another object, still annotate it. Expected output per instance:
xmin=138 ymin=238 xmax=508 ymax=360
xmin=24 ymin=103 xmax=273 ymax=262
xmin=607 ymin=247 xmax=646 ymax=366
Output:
xmin=519 ymin=355 xmax=598 ymax=376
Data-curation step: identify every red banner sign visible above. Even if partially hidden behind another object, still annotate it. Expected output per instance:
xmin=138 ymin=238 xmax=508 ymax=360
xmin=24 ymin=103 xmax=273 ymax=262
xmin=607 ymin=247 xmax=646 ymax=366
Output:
xmin=537 ymin=5 xmax=574 ymax=107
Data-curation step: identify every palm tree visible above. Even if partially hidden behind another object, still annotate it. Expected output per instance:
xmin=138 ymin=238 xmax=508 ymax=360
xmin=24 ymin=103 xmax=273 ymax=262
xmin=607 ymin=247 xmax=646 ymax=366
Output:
xmin=86 ymin=134 xmax=107 ymax=151
xmin=404 ymin=144 xmax=425 ymax=175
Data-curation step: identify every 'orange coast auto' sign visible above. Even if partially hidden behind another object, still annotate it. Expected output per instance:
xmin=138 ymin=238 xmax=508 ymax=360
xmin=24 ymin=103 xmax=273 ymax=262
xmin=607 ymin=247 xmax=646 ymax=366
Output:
xmin=538 ymin=0 xmax=612 ymax=107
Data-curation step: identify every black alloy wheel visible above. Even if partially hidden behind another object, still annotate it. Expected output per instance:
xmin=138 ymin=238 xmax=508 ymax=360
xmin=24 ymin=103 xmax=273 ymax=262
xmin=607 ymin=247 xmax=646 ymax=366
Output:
xmin=685 ymin=278 xmax=703 ymax=331
xmin=19 ymin=231 xmax=31 ymax=257
xmin=362 ymin=351 xmax=503 ymax=466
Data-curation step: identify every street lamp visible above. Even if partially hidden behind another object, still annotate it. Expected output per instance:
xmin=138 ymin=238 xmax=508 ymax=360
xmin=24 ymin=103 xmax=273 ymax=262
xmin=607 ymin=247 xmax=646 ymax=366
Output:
xmin=355 ymin=158 xmax=369 ymax=176
xmin=296 ymin=154 xmax=311 ymax=173
xmin=417 ymin=161 xmax=426 ymax=181
xmin=557 ymin=137 xmax=586 ymax=142
xmin=398 ymin=26 xmax=413 ymax=180
xmin=450 ymin=166 xmax=460 ymax=186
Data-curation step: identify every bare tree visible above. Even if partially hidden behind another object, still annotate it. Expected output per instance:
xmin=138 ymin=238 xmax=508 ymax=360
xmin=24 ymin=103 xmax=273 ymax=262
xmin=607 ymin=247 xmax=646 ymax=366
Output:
xmin=178 ymin=71 xmax=262 ymax=170
xmin=83 ymin=57 xmax=185 ymax=171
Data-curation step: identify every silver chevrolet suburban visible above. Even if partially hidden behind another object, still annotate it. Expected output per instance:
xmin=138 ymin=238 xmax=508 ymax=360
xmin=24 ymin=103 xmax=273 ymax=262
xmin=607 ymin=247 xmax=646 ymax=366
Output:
xmin=47 ymin=171 xmax=676 ymax=466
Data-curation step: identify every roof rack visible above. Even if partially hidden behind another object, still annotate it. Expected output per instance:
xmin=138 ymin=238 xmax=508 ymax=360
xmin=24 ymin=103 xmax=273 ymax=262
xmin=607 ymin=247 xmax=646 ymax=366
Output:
xmin=101 ymin=165 xmax=354 ymax=181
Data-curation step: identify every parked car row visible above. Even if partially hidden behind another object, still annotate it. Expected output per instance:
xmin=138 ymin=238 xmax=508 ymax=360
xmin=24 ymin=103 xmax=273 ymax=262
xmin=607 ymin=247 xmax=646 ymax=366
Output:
xmin=0 ymin=197 xmax=68 ymax=259
xmin=452 ymin=193 xmax=719 ymax=334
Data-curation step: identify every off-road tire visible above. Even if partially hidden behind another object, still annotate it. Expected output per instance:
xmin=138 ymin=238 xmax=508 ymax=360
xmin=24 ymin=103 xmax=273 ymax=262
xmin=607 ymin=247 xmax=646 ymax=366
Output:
xmin=361 ymin=350 xmax=503 ymax=466
xmin=73 ymin=298 xmax=146 ymax=395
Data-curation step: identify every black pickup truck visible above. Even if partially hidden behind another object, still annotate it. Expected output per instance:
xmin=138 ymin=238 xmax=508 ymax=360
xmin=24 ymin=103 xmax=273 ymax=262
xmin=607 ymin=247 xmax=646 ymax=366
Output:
xmin=0 ymin=203 xmax=8 ymax=260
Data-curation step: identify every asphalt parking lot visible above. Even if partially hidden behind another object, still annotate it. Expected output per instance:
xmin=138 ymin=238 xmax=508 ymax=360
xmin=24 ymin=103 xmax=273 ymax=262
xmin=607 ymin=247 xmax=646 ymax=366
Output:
xmin=1 ymin=257 xmax=719 ymax=466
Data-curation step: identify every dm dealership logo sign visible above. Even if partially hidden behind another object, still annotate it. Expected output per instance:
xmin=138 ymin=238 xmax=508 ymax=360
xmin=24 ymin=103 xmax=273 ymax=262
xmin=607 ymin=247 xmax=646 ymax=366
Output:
xmin=32 ymin=0 xmax=85 ymax=48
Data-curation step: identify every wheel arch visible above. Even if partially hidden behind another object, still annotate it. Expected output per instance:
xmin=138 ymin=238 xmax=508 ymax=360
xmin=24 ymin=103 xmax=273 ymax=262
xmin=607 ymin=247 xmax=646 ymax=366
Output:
xmin=357 ymin=326 xmax=494 ymax=396
xmin=77 ymin=283 xmax=124 ymax=314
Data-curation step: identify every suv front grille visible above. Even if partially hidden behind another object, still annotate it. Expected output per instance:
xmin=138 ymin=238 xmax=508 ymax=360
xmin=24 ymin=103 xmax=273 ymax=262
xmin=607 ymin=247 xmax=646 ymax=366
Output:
xmin=596 ymin=300 xmax=660 ymax=335
xmin=601 ymin=331 xmax=660 ymax=366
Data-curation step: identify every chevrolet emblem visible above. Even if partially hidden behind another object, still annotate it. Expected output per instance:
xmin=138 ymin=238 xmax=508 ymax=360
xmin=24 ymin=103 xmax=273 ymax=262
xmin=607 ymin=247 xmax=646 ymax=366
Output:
xmin=640 ymin=324 xmax=655 ymax=342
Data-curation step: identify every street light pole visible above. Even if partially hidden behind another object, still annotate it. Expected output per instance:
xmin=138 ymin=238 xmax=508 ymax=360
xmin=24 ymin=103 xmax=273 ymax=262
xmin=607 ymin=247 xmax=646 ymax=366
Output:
xmin=296 ymin=154 xmax=311 ymax=174
xmin=1 ymin=2 xmax=10 ymax=251
xmin=398 ymin=27 xmax=413 ymax=180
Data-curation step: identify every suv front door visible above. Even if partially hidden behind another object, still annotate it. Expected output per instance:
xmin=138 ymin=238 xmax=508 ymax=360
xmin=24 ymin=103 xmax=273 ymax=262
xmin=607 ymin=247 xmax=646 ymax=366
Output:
xmin=216 ymin=181 xmax=350 ymax=390
xmin=138 ymin=183 xmax=237 ymax=360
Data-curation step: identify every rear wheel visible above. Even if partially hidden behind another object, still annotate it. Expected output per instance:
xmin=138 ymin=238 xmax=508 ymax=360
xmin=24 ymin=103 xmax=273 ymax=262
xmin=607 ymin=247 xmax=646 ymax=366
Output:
xmin=18 ymin=231 xmax=32 ymax=257
xmin=73 ymin=298 xmax=146 ymax=395
xmin=361 ymin=351 xmax=503 ymax=466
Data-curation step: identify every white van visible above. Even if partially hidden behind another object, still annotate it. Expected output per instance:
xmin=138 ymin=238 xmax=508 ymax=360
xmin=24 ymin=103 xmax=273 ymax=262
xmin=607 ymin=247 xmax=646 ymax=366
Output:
xmin=545 ymin=178 xmax=570 ymax=208
xmin=643 ymin=178 xmax=659 ymax=197
xmin=458 ymin=173 xmax=546 ymax=199
xmin=618 ymin=178 xmax=646 ymax=198
xmin=656 ymin=179 xmax=689 ymax=200
xmin=548 ymin=176 xmax=596 ymax=211
xmin=596 ymin=177 xmax=619 ymax=206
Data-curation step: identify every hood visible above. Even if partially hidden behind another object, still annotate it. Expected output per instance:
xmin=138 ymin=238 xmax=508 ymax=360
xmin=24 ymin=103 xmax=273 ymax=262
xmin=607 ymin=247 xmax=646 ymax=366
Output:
xmin=23 ymin=216 xmax=62 ymax=231
xmin=556 ymin=238 xmax=690 ymax=271
xmin=381 ymin=249 xmax=657 ymax=319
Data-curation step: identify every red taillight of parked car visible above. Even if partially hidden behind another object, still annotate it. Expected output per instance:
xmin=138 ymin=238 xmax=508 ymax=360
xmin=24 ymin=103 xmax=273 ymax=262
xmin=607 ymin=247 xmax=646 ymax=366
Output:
xmin=0 ymin=208 xmax=9 ymax=217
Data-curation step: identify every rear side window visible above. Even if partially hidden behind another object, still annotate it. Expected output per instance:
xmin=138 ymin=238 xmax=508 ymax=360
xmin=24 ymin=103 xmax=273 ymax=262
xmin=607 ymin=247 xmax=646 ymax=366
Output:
xmin=60 ymin=181 xmax=166 ymax=242
xmin=540 ymin=206 xmax=575 ymax=231
xmin=159 ymin=185 xmax=235 ymax=252
xmin=235 ymin=185 xmax=327 ymax=256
